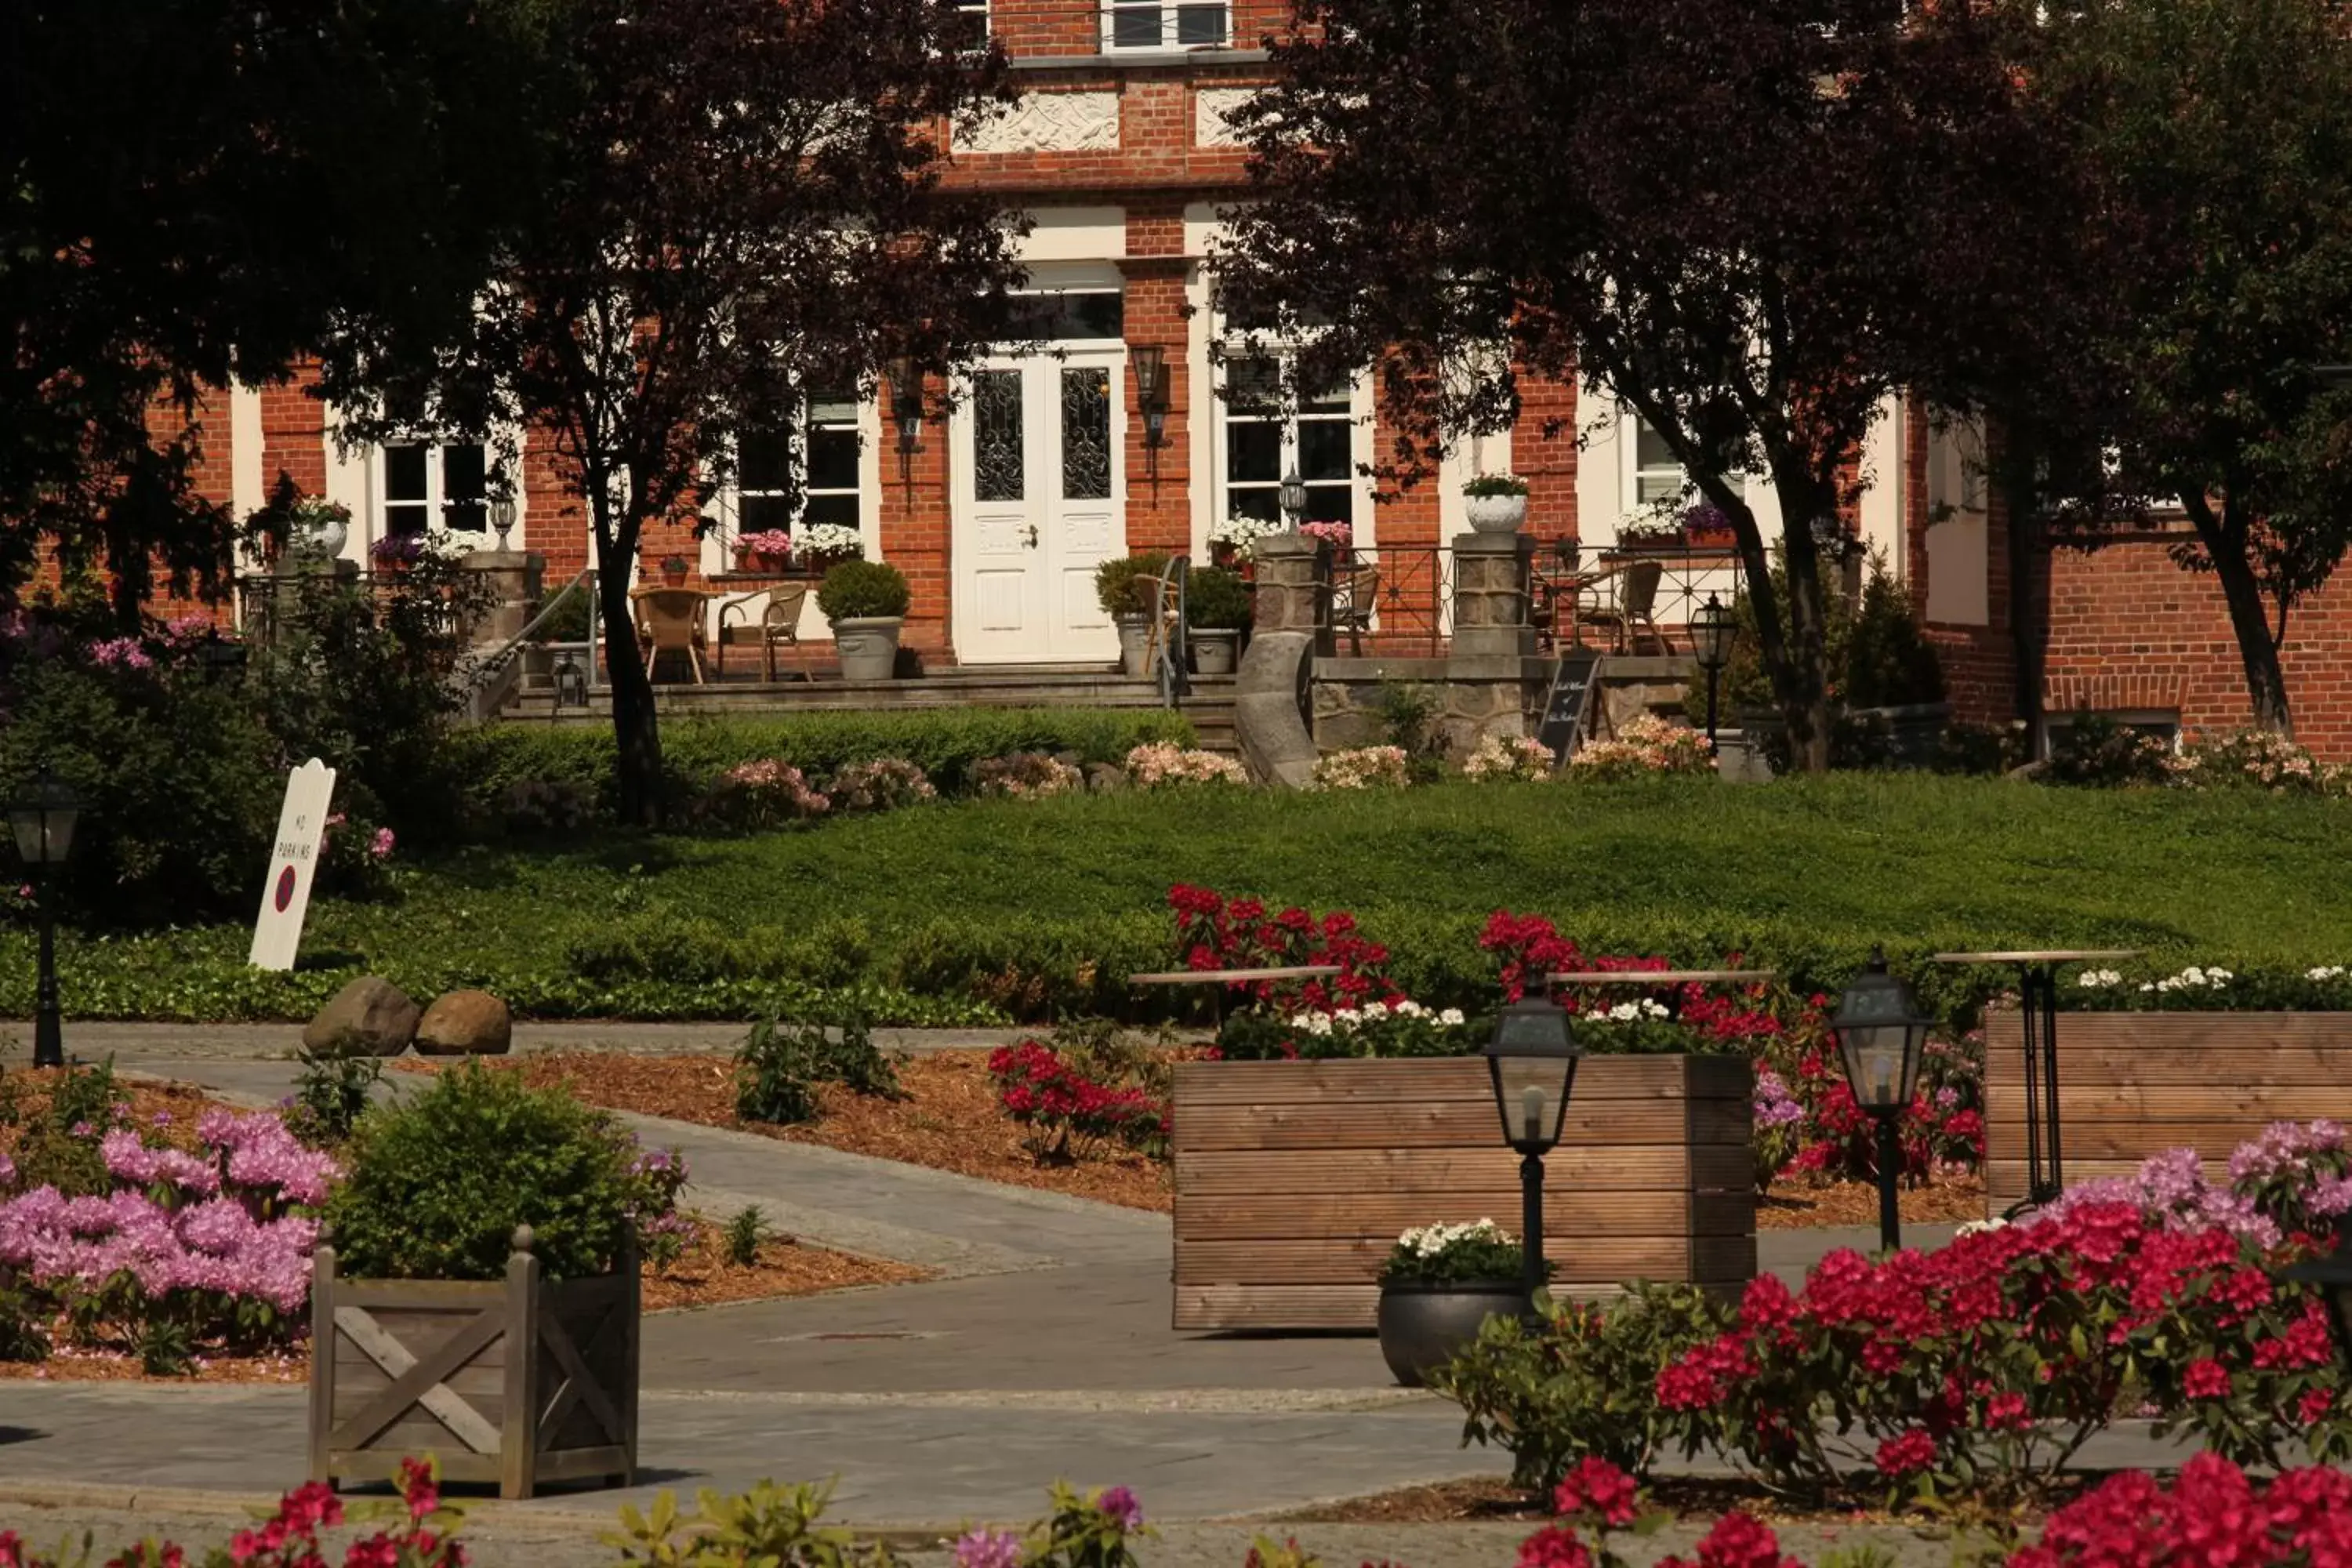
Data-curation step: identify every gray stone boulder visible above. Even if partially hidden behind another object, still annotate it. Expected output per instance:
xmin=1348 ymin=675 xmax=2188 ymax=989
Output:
xmin=303 ymin=977 xmax=422 ymax=1058
xmin=414 ymin=989 xmax=514 ymax=1056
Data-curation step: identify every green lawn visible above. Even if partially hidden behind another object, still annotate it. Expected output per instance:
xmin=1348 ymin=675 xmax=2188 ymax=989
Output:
xmin=8 ymin=775 xmax=2350 ymax=1023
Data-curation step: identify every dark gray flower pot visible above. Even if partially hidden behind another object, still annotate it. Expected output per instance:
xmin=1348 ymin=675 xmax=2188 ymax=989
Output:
xmin=1376 ymin=1278 xmax=1530 ymax=1388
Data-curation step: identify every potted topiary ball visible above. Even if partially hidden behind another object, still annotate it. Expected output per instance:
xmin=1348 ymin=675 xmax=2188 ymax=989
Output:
xmin=818 ymin=558 xmax=912 ymax=681
xmin=1183 ymin=565 xmax=1252 ymax=676
xmin=1461 ymin=474 xmax=1531 ymax=535
xmin=1095 ymin=553 xmax=1171 ymax=677
xmin=1374 ymin=1219 xmax=1538 ymax=1388
xmin=311 ymin=1062 xmax=682 ymax=1498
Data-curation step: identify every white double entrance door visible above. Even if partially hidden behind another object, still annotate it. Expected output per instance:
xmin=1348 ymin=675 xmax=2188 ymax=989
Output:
xmin=951 ymin=351 xmax=1127 ymax=664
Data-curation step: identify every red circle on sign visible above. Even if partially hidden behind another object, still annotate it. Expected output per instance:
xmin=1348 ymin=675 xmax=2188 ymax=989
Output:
xmin=274 ymin=866 xmax=298 ymax=913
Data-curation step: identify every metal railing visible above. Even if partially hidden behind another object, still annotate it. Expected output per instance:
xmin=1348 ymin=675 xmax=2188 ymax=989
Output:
xmin=1150 ymin=553 xmax=1190 ymax=706
xmin=1330 ymin=544 xmax=1455 ymax=657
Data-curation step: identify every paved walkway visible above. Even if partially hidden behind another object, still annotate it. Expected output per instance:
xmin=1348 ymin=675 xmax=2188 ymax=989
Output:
xmin=0 ymin=1045 xmax=2026 ymax=1559
xmin=0 ymin=1021 xmax=1039 ymax=1062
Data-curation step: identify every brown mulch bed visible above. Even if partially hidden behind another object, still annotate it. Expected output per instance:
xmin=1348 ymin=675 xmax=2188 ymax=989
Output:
xmin=1279 ymin=1471 xmax=2082 ymax=1528
xmin=639 ymin=1216 xmax=924 ymax=1312
xmin=1757 ymin=1174 xmax=1990 ymax=1230
xmin=0 ymin=1070 xmax=249 ymax=1162
xmin=394 ymin=1050 xmax=1174 ymax=1213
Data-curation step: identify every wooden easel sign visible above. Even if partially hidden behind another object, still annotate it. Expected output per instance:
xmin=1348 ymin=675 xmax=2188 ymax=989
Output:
xmin=1539 ymin=650 xmax=1603 ymax=764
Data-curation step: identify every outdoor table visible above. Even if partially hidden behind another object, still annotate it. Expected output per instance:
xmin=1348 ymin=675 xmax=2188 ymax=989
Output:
xmin=1930 ymin=949 xmax=2141 ymax=1214
xmin=1127 ymin=965 xmax=1342 ymax=1030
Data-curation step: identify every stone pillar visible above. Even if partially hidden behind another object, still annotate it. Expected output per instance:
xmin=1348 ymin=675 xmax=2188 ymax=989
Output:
xmin=1249 ymin=532 xmax=1333 ymax=654
xmin=463 ymin=549 xmax=547 ymax=648
xmin=1450 ymin=532 xmax=1535 ymax=658
xmin=253 ymin=554 xmax=360 ymax=646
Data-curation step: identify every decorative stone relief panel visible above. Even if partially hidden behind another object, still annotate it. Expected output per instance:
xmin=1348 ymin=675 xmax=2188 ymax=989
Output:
xmin=1195 ymin=87 xmax=1254 ymax=148
xmin=953 ymin=93 xmax=1120 ymax=155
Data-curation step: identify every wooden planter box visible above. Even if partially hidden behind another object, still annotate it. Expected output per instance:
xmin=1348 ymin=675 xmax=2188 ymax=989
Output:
xmin=1985 ymin=1010 xmax=2352 ymax=1211
xmin=1170 ymin=1056 xmax=1755 ymax=1331
xmin=307 ymin=1229 xmax=639 ymax=1500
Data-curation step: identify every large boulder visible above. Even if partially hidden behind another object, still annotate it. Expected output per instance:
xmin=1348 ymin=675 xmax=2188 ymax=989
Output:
xmin=414 ymin=990 xmax=514 ymax=1057
xmin=303 ymin=977 xmax=422 ymax=1058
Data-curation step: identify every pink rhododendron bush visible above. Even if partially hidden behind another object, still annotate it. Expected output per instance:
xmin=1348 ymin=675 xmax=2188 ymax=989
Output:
xmin=1442 ymin=1120 xmax=2352 ymax=1507
xmin=0 ymin=1067 xmax=337 ymax=1372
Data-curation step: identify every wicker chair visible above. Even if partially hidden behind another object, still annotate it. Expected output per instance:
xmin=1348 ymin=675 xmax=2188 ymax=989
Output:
xmin=632 ymin=586 xmax=710 ymax=684
xmin=717 ymin=582 xmax=811 ymax=681
xmin=1576 ymin=557 xmax=1672 ymax=655
xmin=1330 ymin=561 xmax=1381 ymax=655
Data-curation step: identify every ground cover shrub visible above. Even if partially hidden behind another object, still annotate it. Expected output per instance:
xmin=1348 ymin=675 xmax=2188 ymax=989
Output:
xmin=721 ymin=1205 xmax=771 ymax=1269
xmin=326 ymin=1062 xmax=684 ymax=1281
xmin=699 ymin=759 xmax=832 ymax=830
xmin=282 ymin=1043 xmax=384 ymax=1147
xmin=1124 ymin=742 xmax=1247 ymax=788
xmin=2175 ymin=726 xmax=2349 ymax=794
xmin=1462 ymin=734 xmax=1554 ymax=781
xmin=974 ymin=752 xmax=1084 ymax=798
xmin=1312 ymin=745 xmax=1409 ymax=789
xmin=826 ymin=757 xmax=936 ymax=813
xmin=2042 ymin=712 xmax=2176 ymax=788
xmin=733 ymin=1012 xmax=902 ymax=1127
xmin=986 ymin=1040 xmax=1167 ymax=1163
xmin=1568 ymin=715 xmax=1712 ymax=779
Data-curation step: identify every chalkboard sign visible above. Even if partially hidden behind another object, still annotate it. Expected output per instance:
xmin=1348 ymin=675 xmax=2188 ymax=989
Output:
xmin=1538 ymin=650 xmax=1603 ymax=764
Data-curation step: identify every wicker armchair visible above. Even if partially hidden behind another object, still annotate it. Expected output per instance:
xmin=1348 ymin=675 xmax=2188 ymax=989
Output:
xmin=717 ymin=582 xmax=811 ymax=681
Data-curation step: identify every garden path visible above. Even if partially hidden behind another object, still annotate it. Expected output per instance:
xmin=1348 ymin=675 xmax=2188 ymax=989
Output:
xmin=0 ymin=1038 xmax=1983 ymax=1549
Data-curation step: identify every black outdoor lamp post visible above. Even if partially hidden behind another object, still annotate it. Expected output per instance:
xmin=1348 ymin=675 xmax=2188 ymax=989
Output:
xmin=1132 ymin=346 xmax=1171 ymax=481
xmin=1483 ymin=987 xmax=1581 ymax=1309
xmin=1691 ymin=593 xmax=1735 ymax=752
xmin=9 ymin=771 xmax=81 ymax=1069
xmin=887 ymin=358 xmax=924 ymax=482
xmin=1831 ymin=946 xmax=1933 ymax=1253
xmin=1279 ymin=467 xmax=1308 ymax=530
xmin=490 ymin=495 xmax=518 ymax=553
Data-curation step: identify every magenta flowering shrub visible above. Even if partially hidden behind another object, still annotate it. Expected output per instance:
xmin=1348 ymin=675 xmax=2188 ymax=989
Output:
xmin=0 ymin=1106 xmax=336 ymax=1363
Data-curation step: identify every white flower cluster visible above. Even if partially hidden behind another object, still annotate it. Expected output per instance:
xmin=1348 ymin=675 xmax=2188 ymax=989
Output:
xmin=800 ymin=523 xmax=864 ymax=559
xmin=2140 ymin=965 xmax=2234 ymax=995
xmin=1599 ymin=999 xmax=1671 ymax=1022
xmin=1396 ymin=1218 xmax=1508 ymax=1257
xmin=1287 ymin=999 xmax=1468 ymax=1035
xmin=2074 ymin=969 xmax=2125 ymax=989
xmin=1209 ymin=515 xmax=1282 ymax=556
xmin=2310 ymin=966 xmax=2348 ymax=982
xmin=1952 ymin=1217 xmax=2009 ymax=1239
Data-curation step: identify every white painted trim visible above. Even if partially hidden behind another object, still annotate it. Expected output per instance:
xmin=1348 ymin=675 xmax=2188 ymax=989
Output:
xmin=1857 ymin=394 xmax=1904 ymax=579
xmin=1018 ymin=209 xmax=1128 ymax=264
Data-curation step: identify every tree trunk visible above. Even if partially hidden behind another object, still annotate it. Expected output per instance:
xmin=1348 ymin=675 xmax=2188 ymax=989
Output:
xmin=589 ymin=486 xmax=666 ymax=827
xmin=1716 ymin=476 xmax=1835 ymax=773
xmin=2187 ymin=495 xmax=2294 ymax=736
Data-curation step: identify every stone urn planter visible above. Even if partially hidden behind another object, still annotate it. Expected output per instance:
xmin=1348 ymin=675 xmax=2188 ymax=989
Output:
xmin=1463 ymin=494 xmax=1530 ymax=535
xmin=1376 ymin=1277 xmax=1529 ymax=1388
xmin=833 ymin=616 xmax=903 ymax=681
xmin=308 ymin=1226 xmax=639 ymax=1500
xmin=1115 ymin=612 xmax=1154 ymax=677
xmin=1190 ymin=627 xmax=1241 ymax=676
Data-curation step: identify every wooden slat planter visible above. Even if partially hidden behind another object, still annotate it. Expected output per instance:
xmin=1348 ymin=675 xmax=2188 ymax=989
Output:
xmin=1985 ymin=1010 xmax=2352 ymax=1211
xmin=1171 ymin=1056 xmax=1755 ymax=1331
xmin=307 ymin=1228 xmax=640 ymax=1500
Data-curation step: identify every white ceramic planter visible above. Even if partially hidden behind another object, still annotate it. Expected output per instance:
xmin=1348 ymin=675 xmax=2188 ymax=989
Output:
xmin=1463 ymin=494 xmax=1529 ymax=535
xmin=1114 ymin=612 xmax=1153 ymax=677
xmin=833 ymin=616 xmax=902 ymax=681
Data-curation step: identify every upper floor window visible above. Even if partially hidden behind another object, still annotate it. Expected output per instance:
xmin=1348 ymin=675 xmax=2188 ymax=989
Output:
xmin=1221 ymin=355 xmax=1354 ymax=526
xmin=940 ymin=0 xmax=988 ymax=53
xmin=739 ymin=390 xmax=863 ymax=536
xmin=1621 ymin=409 xmax=1741 ymax=522
xmin=1104 ymin=1 xmax=1229 ymax=51
xmin=382 ymin=440 xmax=487 ymax=536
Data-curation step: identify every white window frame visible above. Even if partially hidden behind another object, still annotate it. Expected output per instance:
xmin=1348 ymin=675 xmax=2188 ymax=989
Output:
xmin=724 ymin=386 xmax=873 ymax=544
xmin=941 ymin=0 xmax=988 ymax=51
xmin=375 ymin=437 xmax=493 ymax=540
xmin=1102 ymin=0 xmax=1230 ymax=52
xmin=1617 ymin=406 xmax=1745 ymax=528
xmin=1210 ymin=328 xmax=1373 ymax=541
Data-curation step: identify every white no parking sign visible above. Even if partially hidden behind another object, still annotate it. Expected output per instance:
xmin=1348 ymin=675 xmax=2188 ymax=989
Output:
xmin=249 ymin=758 xmax=338 ymax=971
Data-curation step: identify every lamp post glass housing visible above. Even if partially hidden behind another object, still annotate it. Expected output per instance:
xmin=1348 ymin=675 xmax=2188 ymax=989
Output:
xmin=9 ymin=771 xmax=80 ymax=1070
xmin=1831 ymin=947 xmax=1933 ymax=1251
xmin=1279 ymin=468 xmax=1307 ymax=528
xmin=1691 ymin=593 xmax=1735 ymax=749
xmin=1483 ymin=992 xmax=1581 ymax=1305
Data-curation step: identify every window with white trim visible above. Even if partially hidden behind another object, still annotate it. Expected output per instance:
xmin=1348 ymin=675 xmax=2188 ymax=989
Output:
xmin=738 ymin=390 xmax=863 ymax=536
xmin=1620 ymin=409 xmax=1742 ymax=521
xmin=1220 ymin=355 xmax=1355 ymax=526
xmin=940 ymin=0 xmax=988 ymax=52
xmin=1103 ymin=0 xmax=1229 ymax=51
xmin=380 ymin=440 xmax=488 ymax=537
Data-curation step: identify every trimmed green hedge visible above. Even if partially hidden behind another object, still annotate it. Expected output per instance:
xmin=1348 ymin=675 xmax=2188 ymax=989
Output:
xmin=450 ymin=707 xmax=1196 ymax=818
xmin=7 ymin=774 xmax=2348 ymax=1023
